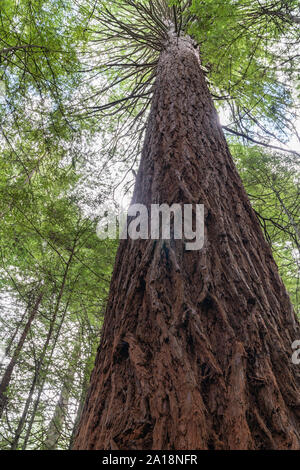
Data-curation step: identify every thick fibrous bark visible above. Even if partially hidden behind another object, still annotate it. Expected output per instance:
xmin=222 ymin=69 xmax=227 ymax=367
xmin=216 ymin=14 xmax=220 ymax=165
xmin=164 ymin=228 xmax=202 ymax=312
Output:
xmin=74 ymin=35 xmax=300 ymax=450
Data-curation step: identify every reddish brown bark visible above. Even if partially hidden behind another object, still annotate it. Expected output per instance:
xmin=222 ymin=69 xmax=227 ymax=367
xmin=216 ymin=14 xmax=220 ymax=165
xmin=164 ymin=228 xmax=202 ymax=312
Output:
xmin=74 ymin=34 xmax=300 ymax=450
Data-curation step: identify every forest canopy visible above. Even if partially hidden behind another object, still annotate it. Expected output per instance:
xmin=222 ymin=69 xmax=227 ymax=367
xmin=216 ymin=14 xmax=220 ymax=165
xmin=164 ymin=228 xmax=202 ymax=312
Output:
xmin=0 ymin=0 xmax=299 ymax=449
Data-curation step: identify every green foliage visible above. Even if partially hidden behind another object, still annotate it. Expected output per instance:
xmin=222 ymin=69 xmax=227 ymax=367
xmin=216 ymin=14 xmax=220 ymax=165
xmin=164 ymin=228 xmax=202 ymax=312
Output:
xmin=188 ymin=0 xmax=299 ymax=141
xmin=231 ymin=143 xmax=299 ymax=312
xmin=0 ymin=0 xmax=299 ymax=450
xmin=0 ymin=0 xmax=82 ymax=98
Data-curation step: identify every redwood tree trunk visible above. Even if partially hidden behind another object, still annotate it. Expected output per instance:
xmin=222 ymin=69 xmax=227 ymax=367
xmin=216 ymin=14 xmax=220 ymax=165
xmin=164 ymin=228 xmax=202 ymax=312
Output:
xmin=74 ymin=34 xmax=300 ymax=450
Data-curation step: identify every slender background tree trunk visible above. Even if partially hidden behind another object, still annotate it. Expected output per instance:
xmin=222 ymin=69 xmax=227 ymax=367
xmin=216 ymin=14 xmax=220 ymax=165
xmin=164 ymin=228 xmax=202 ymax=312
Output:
xmin=0 ymin=291 xmax=43 ymax=419
xmin=74 ymin=34 xmax=300 ymax=450
xmin=21 ymin=296 xmax=72 ymax=449
xmin=11 ymin=243 xmax=77 ymax=449
xmin=69 ymin=347 xmax=95 ymax=449
xmin=43 ymin=333 xmax=81 ymax=450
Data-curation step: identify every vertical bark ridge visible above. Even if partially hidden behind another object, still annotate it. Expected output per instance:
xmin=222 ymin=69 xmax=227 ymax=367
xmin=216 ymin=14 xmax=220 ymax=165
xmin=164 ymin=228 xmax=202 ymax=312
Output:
xmin=74 ymin=34 xmax=300 ymax=450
